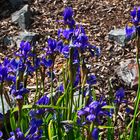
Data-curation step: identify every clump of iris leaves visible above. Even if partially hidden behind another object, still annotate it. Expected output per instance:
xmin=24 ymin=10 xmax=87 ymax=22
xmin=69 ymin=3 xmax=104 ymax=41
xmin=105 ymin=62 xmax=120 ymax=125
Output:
xmin=0 ymin=6 xmax=140 ymax=140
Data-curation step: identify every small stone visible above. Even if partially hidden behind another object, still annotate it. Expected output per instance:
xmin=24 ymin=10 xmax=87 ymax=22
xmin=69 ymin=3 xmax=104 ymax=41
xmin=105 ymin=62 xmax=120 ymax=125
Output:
xmin=108 ymin=28 xmax=131 ymax=46
xmin=0 ymin=95 xmax=11 ymax=115
xmin=3 ymin=36 xmax=14 ymax=46
xmin=39 ymin=0 xmax=45 ymax=2
xmin=18 ymin=11 xmax=31 ymax=29
xmin=11 ymin=4 xmax=31 ymax=29
xmin=13 ymin=31 xmax=39 ymax=47
xmin=116 ymin=59 xmax=138 ymax=87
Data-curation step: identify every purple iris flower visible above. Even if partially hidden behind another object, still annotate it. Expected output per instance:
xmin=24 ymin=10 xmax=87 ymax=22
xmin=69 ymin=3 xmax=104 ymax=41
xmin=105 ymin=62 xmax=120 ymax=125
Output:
xmin=44 ymin=38 xmax=57 ymax=56
xmin=30 ymin=118 xmax=43 ymax=128
xmin=63 ymin=29 xmax=73 ymax=40
xmin=19 ymin=111 xmax=43 ymax=139
xmin=115 ymin=88 xmax=125 ymax=99
xmin=34 ymin=58 xmax=40 ymax=70
xmin=86 ymin=114 xmax=96 ymax=122
xmin=128 ymin=7 xmax=140 ymax=36
xmin=74 ymin=26 xmax=85 ymax=37
xmin=22 ymin=59 xmax=35 ymax=76
xmin=10 ymin=83 xmax=29 ymax=99
xmin=57 ymin=83 xmax=64 ymax=93
xmin=10 ymin=58 xmax=21 ymax=70
xmin=77 ymin=99 xmax=109 ymax=125
xmin=77 ymin=107 xmax=90 ymax=116
xmin=89 ymin=101 xmax=100 ymax=110
xmin=8 ymin=128 xmax=24 ymax=140
xmin=10 ymin=57 xmax=26 ymax=76
xmin=114 ymin=87 xmax=126 ymax=104
xmin=36 ymin=95 xmax=50 ymax=115
xmin=130 ymin=7 xmax=137 ymax=19
xmin=55 ymin=40 xmax=64 ymax=53
xmin=0 ymin=66 xmax=8 ymax=80
xmin=61 ymin=45 xmax=69 ymax=58
xmin=0 ymin=113 xmax=3 ymax=121
xmin=130 ymin=7 xmax=140 ymax=24
xmin=47 ymin=38 xmax=57 ymax=52
xmin=63 ymin=7 xmax=73 ymax=21
xmin=0 ymin=58 xmax=15 ymax=82
xmin=63 ymin=7 xmax=75 ymax=28
xmin=19 ymin=41 xmax=31 ymax=57
xmin=36 ymin=95 xmax=50 ymax=105
xmin=0 ymin=131 xmax=3 ymax=138
xmin=75 ymin=33 xmax=88 ymax=48
xmin=8 ymin=126 xmax=42 ymax=140
xmin=125 ymin=25 xmax=136 ymax=39
xmin=26 ymin=126 xmax=42 ymax=140
xmin=87 ymin=75 xmax=97 ymax=85
xmin=74 ymin=73 xmax=80 ymax=87
xmin=92 ymin=128 xmax=99 ymax=140
xmin=41 ymin=57 xmax=53 ymax=68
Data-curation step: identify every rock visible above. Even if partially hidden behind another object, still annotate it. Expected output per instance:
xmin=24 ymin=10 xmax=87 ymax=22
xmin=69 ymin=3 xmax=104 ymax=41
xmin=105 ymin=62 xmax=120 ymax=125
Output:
xmin=0 ymin=95 xmax=11 ymax=115
xmin=11 ymin=4 xmax=31 ymax=29
xmin=3 ymin=36 xmax=15 ymax=47
xmin=8 ymin=0 xmax=23 ymax=9
xmin=39 ymin=0 xmax=45 ymax=2
xmin=116 ymin=59 xmax=138 ymax=87
xmin=13 ymin=31 xmax=39 ymax=47
xmin=108 ymin=28 xmax=131 ymax=46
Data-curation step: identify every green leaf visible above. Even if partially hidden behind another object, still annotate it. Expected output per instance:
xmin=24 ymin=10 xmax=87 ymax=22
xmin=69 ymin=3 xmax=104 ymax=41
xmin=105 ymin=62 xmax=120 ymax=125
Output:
xmin=127 ymin=111 xmax=140 ymax=130
xmin=10 ymin=112 xmax=16 ymax=131
xmin=11 ymin=105 xmax=32 ymax=114
xmin=56 ymin=94 xmax=65 ymax=106
xmin=102 ymin=105 xmax=115 ymax=109
xmin=36 ymin=105 xmax=67 ymax=110
xmin=11 ymin=105 xmax=67 ymax=114
xmin=48 ymin=120 xmax=53 ymax=140
xmin=98 ymin=126 xmax=114 ymax=129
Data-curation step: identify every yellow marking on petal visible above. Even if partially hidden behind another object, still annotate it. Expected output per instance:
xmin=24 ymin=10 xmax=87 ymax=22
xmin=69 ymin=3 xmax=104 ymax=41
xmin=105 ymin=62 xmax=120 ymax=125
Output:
xmin=64 ymin=40 xmax=69 ymax=44
xmin=15 ymin=57 xmax=20 ymax=62
xmin=128 ymin=23 xmax=133 ymax=27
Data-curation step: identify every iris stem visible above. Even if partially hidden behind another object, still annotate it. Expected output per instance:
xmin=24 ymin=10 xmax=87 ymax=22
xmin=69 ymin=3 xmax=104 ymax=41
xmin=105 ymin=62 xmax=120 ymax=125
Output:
xmin=34 ymin=69 xmax=38 ymax=104
xmin=51 ymin=69 xmax=53 ymax=105
xmin=68 ymin=84 xmax=73 ymax=120
xmin=130 ymin=31 xmax=140 ymax=139
xmin=23 ymin=75 xmax=29 ymax=104
xmin=17 ymin=107 xmax=22 ymax=128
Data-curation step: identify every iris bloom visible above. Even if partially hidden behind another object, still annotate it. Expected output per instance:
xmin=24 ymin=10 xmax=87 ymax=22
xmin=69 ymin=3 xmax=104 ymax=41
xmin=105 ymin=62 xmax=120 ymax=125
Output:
xmin=130 ymin=7 xmax=140 ymax=26
xmin=114 ymin=87 xmax=126 ymax=104
xmin=19 ymin=41 xmax=31 ymax=57
xmin=86 ymin=74 xmax=97 ymax=85
xmin=35 ymin=95 xmax=50 ymax=115
xmin=0 ymin=58 xmax=15 ymax=82
xmin=63 ymin=7 xmax=75 ymax=28
xmin=125 ymin=24 xmax=136 ymax=39
xmin=92 ymin=128 xmax=99 ymax=140
xmin=126 ymin=7 xmax=140 ymax=37
xmin=41 ymin=57 xmax=53 ymax=68
xmin=78 ymin=99 xmax=109 ymax=124
xmin=8 ymin=128 xmax=24 ymax=140
xmin=0 ymin=131 xmax=3 ymax=138
xmin=10 ymin=83 xmax=29 ymax=100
